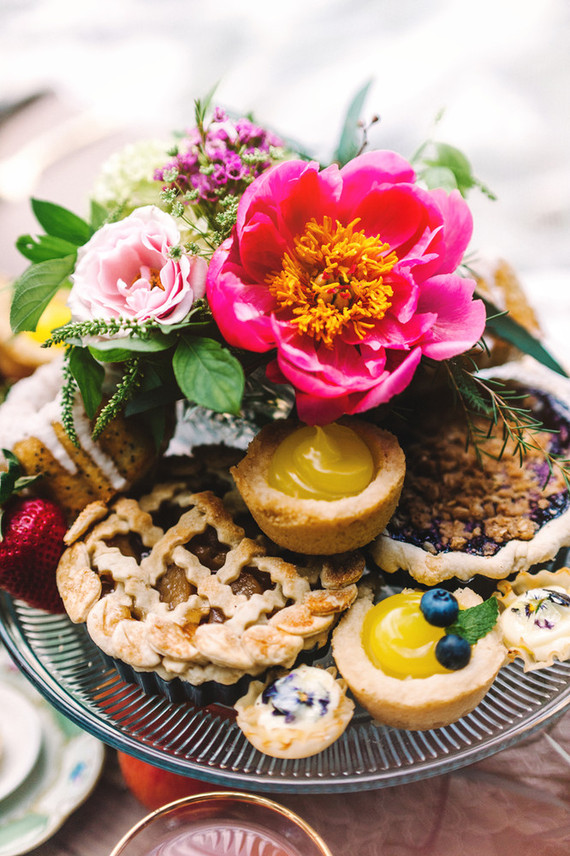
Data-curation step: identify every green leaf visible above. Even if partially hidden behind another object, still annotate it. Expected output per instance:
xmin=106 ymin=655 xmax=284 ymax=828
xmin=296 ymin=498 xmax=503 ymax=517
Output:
xmin=89 ymin=332 xmax=175 ymax=356
xmin=194 ymin=81 xmax=220 ymax=128
xmin=69 ymin=347 xmax=104 ymax=419
xmin=31 ymin=199 xmax=92 ymax=245
xmin=90 ymin=199 xmax=109 ymax=231
xmin=173 ymin=336 xmax=244 ymax=415
xmin=16 ymin=233 xmax=78 ymax=263
xmin=415 ymin=141 xmax=496 ymax=200
xmin=10 ymin=256 xmax=76 ymax=333
xmin=446 ymin=596 xmax=499 ymax=644
xmin=424 ymin=143 xmax=474 ymax=193
xmin=482 ymin=297 xmax=569 ymax=377
xmin=333 ymin=79 xmax=373 ymax=166
xmin=87 ymin=346 xmax=132 ymax=364
xmin=419 ymin=165 xmax=458 ymax=193
xmin=0 ymin=448 xmax=40 ymax=511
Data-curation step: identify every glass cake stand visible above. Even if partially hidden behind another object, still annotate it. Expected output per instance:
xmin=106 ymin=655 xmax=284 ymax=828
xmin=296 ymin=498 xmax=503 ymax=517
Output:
xmin=1 ymin=565 xmax=570 ymax=795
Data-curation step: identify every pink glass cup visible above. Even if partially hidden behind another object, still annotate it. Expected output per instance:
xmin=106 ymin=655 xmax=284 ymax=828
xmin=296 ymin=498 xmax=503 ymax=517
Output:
xmin=109 ymin=790 xmax=333 ymax=856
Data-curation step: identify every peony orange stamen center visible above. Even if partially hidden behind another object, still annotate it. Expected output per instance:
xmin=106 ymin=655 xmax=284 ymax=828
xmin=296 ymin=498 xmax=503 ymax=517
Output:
xmin=266 ymin=216 xmax=398 ymax=347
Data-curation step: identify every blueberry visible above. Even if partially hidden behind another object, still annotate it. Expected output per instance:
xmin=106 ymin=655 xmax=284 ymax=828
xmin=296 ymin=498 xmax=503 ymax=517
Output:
xmin=435 ymin=634 xmax=471 ymax=670
xmin=420 ymin=588 xmax=459 ymax=627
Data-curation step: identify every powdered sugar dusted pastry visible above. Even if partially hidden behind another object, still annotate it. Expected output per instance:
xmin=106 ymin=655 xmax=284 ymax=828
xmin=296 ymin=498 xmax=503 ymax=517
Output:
xmin=372 ymin=359 xmax=570 ymax=584
xmin=57 ymin=483 xmax=361 ymax=693
xmin=0 ymin=359 xmax=161 ymax=520
xmin=231 ymin=418 xmax=405 ymax=554
xmin=332 ymin=585 xmax=506 ymax=731
xmin=235 ymin=664 xmax=354 ymax=758
xmin=497 ymin=567 xmax=570 ymax=671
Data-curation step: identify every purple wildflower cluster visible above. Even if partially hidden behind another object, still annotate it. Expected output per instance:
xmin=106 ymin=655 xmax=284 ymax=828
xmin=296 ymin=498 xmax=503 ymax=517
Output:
xmin=154 ymin=108 xmax=285 ymax=206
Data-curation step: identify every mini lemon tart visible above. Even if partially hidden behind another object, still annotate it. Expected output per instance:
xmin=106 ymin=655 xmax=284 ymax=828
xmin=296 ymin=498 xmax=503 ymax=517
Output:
xmin=231 ymin=418 xmax=405 ymax=555
xmin=497 ymin=567 xmax=570 ymax=671
xmin=235 ymin=664 xmax=354 ymax=758
xmin=0 ymin=286 xmax=71 ymax=380
xmin=332 ymin=585 xmax=506 ymax=731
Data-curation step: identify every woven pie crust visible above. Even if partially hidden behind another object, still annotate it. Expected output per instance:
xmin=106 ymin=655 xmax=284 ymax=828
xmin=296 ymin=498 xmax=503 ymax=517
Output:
xmin=57 ymin=483 xmax=362 ymax=687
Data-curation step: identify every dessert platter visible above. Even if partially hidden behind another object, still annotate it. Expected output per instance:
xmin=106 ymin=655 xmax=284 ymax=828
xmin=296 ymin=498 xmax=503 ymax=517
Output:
xmin=0 ymin=94 xmax=569 ymax=793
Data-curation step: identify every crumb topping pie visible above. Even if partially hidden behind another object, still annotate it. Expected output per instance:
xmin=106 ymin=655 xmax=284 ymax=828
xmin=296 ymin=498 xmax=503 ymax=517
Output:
xmin=372 ymin=359 xmax=570 ymax=584
xmin=57 ymin=483 xmax=362 ymax=688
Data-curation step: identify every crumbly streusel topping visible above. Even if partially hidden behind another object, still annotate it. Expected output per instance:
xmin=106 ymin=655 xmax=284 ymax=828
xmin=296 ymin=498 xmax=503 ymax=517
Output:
xmin=387 ymin=390 xmax=570 ymax=556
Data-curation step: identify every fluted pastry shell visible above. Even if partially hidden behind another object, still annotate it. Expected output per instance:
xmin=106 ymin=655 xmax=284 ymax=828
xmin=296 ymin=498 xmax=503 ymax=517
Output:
xmin=497 ymin=567 xmax=570 ymax=671
xmin=231 ymin=418 xmax=405 ymax=555
xmin=235 ymin=665 xmax=354 ymax=758
xmin=332 ymin=585 xmax=507 ymax=731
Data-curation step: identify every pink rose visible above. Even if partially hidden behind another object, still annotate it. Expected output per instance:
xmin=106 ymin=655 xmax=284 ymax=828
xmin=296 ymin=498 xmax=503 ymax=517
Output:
xmin=206 ymin=152 xmax=486 ymax=424
xmin=69 ymin=206 xmax=207 ymax=325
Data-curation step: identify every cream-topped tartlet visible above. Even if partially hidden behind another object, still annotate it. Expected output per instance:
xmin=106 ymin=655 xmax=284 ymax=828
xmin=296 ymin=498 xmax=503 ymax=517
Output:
xmin=332 ymin=585 xmax=506 ymax=731
xmin=497 ymin=567 xmax=570 ymax=670
xmin=235 ymin=664 xmax=354 ymax=758
xmin=231 ymin=418 xmax=405 ymax=555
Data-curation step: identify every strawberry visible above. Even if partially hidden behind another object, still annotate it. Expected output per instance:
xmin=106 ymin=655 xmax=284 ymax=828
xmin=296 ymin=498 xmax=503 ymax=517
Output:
xmin=0 ymin=449 xmax=67 ymax=612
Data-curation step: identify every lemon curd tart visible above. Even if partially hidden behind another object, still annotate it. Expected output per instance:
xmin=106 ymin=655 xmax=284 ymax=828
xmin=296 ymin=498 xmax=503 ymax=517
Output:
xmin=332 ymin=585 xmax=506 ymax=731
xmin=231 ymin=418 xmax=406 ymax=555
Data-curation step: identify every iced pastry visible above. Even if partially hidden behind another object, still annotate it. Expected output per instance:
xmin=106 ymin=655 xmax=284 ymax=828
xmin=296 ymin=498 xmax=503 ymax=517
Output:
xmin=0 ymin=359 xmax=162 ymax=520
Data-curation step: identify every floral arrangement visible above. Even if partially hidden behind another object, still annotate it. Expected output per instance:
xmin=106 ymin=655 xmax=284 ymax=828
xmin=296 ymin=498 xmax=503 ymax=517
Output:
xmin=8 ymin=89 xmax=570 ymax=475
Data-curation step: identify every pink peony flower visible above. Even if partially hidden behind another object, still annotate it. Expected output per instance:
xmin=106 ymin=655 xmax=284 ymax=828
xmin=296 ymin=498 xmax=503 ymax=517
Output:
xmin=206 ymin=151 xmax=486 ymax=424
xmin=68 ymin=206 xmax=207 ymax=325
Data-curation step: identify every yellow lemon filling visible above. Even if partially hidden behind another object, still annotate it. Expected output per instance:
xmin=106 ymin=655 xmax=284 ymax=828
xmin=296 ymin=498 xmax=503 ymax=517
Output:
xmin=267 ymin=422 xmax=375 ymax=500
xmin=362 ymin=592 xmax=452 ymax=679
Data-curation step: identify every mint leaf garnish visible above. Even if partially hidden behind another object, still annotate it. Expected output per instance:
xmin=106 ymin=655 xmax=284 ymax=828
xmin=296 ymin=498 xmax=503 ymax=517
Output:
xmin=445 ymin=596 xmax=499 ymax=644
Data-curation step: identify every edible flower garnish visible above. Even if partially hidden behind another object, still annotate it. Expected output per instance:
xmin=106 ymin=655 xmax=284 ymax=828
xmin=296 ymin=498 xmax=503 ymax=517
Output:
xmin=7 ymin=86 xmax=569 ymax=478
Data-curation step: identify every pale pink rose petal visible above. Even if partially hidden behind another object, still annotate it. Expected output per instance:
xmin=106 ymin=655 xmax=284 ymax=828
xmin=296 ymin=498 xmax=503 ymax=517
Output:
xmin=69 ymin=206 xmax=206 ymax=326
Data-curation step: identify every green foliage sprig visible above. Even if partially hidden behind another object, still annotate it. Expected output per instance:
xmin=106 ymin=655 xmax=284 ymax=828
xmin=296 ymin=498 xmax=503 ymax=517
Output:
xmin=91 ymin=357 xmax=142 ymax=441
xmin=445 ymin=352 xmax=570 ymax=490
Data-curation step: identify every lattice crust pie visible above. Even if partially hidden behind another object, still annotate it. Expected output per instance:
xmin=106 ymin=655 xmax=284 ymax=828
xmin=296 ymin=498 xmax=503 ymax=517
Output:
xmin=56 ymin=484 xmax=362 ymax=689
xmin=372 ymin=359 xmax=570 ymax=585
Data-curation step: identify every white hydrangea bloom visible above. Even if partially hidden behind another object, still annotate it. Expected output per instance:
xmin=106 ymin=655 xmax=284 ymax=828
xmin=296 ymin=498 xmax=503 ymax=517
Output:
xmin=91 ymin=139 xmax=171 ymax=212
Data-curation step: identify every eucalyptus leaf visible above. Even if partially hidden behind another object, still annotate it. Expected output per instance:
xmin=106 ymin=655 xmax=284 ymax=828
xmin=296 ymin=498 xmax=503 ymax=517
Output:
xmin=69 ymin=347 xmax=104 ymax=419
xmin=173 ymin=336 xmax=244 ymax=415
xmin=10 ymin=256 xmax=76 ymax=333
xmin=31 ymin=199 xmax=92 ymax=245
xmin=482 ymin=297 xmax=569 ymax=378
xmin=333 ymin=79 xmax=373 ymax=166
xmin=16 ymin=233 xmax=78 ymax=263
